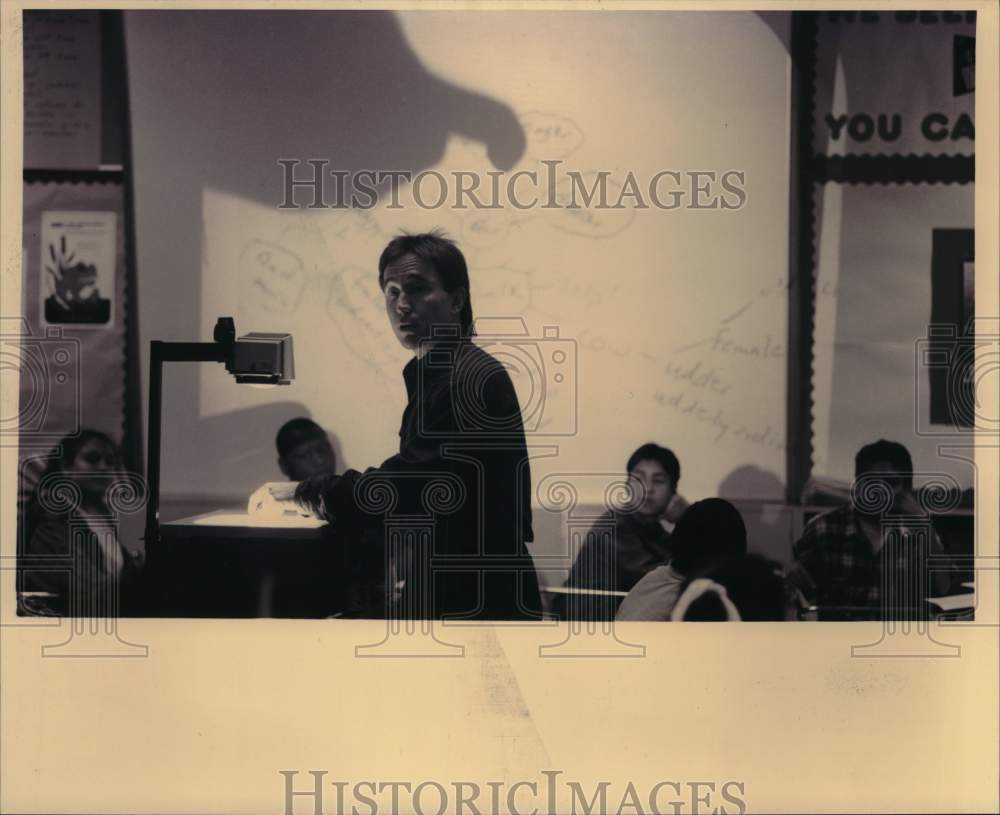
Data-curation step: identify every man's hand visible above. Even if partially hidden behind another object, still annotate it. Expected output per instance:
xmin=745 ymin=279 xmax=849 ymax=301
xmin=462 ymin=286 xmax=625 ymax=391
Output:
xmin=267 ymin=482 xmax=299 ymax=502
xmin=248 ymin=481 xmax=310 ymax=518
xmin=664 ymin=493 xmax=690 ymax=524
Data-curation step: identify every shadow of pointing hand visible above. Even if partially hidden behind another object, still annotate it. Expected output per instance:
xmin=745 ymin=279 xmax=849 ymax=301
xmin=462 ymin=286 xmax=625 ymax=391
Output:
xmin=442 ymin=82 xmax=526 ymax=171
xmin=131 ymin=10 xmax=527 ymax=204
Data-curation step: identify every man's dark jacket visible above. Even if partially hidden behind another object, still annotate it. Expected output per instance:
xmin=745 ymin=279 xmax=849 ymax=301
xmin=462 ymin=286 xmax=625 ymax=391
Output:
xmin=300 ymin=339 xmax=542 ymax=620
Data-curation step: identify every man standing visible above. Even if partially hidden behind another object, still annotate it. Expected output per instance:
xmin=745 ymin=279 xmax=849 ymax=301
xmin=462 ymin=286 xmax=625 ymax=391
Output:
xmin=286 ymin=231 xmax=542 ymax=621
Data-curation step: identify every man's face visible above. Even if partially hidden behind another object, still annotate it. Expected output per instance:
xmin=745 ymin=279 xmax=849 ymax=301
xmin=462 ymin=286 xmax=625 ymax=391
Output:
xmin=280 ymin=435 xmax=335 ymax=482
xmin=628 ymin=459 xmax=675 ymax=519
xmin=382 ymin=254 xmax=464 ymax=356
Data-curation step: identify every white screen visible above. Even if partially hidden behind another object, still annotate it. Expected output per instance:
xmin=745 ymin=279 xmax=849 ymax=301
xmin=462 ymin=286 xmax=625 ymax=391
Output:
xmin=127 ymin=10 xmax=791 ymax=505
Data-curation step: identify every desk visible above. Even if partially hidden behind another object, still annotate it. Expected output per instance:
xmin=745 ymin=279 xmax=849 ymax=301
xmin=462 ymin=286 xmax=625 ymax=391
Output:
xmin=798 ymin=589 xmax=976 ymax=621
xmin=927 ymin=590 xmax=977 ymax=619
xmin=541 ymin=585 xmax=628 ymax=621
xmin=156 ymin=510 xmax=344 ymax=618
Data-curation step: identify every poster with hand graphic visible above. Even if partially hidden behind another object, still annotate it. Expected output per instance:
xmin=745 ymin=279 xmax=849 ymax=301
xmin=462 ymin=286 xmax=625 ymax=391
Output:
xmin=40 ymin=210 xmax=116 ymax=328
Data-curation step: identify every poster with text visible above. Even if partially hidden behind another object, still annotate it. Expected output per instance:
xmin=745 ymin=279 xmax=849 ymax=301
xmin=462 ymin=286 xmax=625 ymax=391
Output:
xmin=813 ymin=10 xmax=976 ymax=156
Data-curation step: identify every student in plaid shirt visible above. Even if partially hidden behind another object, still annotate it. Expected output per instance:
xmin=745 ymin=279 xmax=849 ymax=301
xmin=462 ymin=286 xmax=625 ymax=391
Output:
xmin=791 ymin=440 xmax=952 ymax=620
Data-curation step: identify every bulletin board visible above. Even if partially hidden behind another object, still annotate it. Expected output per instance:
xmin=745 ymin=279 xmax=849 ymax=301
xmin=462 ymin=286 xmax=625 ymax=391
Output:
xmin=18 ymin=180 xmax=128 ymax=494
xmin=800 ymin=10 xmax=976 ymax=490
xmin=18 ymin=10 xmax=139 ymax=503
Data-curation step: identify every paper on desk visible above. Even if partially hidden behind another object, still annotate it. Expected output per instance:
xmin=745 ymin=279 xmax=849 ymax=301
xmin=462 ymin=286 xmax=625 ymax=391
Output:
xmin=189 ymin=511 xmax=327 ymax=529
xmin=927 ymin=592 xmax=976 ymax=612
xmin=247 ymin=482 xmax=313 ymax=520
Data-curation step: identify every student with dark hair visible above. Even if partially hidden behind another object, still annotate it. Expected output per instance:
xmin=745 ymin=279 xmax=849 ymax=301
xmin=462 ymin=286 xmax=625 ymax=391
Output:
xmin=672 ymin=554 xmax=787 ymax=622
xmin=854 ymin=439 xmax=913 ymax=491
xmin=565 ymin=442 xmax=687 ymax=595
xmin=270 ymin=231 xmax=542 ymax=620
xmin=625 ymin=443 xmax=680 ymax=488
xmin=276 ymin=417 xmax=336 ymax=481
xmin=792 ymin=438 xmax=951 ymax=618
xmin=19 ymin=430 xmax=144 ymax=616
xmin=615 ymin=497 xmax=747 ymax=621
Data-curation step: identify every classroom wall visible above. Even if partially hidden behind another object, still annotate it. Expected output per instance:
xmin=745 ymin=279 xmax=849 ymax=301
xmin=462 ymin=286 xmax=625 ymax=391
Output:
xmin=126 ymin=10 xmax=794 ymax=527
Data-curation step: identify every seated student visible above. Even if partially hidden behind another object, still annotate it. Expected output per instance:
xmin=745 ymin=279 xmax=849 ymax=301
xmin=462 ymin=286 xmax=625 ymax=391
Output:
xmin=565 ymin=443 xmax=688 ymax=593
xmin=791 ymin=439 xmax=952 ymax=620
xmin=615 ymin=497 xmax=748 ymax=621
xmin=269 ymin=418 xmax=341 ymax=617
xmin=671 ymin=554 xmax=787 ymax=622
xmin=19 ymin=430 xmax=144 ymax=616
xmin=276 ymin=417 xmax=337 ymax=481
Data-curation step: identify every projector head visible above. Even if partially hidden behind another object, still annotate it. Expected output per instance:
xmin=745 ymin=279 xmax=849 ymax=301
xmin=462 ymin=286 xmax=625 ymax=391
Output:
xmin=227 ymin=332 xmax=295 ymax=385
